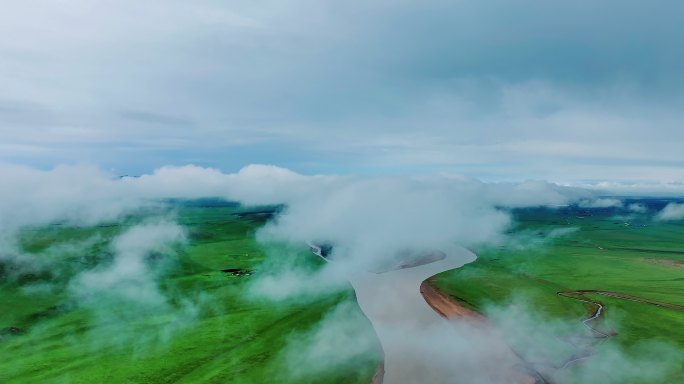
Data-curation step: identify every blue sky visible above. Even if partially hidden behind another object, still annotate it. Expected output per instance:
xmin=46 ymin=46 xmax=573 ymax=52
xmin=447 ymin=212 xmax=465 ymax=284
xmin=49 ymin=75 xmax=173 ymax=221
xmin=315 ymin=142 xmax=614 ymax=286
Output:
xmin=1 ymin=1 xmax=683 ymax=182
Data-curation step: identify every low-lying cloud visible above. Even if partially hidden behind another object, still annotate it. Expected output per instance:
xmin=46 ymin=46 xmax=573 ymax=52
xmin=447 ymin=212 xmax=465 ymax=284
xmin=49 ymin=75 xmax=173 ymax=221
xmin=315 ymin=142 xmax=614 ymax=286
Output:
xmin=0 ymin=161 xmax=596 ymax=284
xmin=486 ymin=297 xmax=683 ymax=383
xmin=70 ymin=221 xmax=185 ymax=307
xmin=281 ymin=299 xmax=381 ymax=379
xmin=64 ymin=221 xmax=201 ymax=346
xmin=578 ymin=197 xmax=623 ymax=208
xmin=1 ymin=161 xmax=682 ymax=382
xmin=655 ymin=203 xmax=684 ymax=221
xmin=628 ymin=202 xmax=648 ymax=213
xmin=249 ymin=174 xmax=593 ymax=299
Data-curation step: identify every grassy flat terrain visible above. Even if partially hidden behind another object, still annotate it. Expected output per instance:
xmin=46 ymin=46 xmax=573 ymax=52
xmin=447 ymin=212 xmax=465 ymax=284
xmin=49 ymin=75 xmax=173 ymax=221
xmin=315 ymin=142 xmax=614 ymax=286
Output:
xmin=434 ymin=199 xmax=684 ymax=383
xmin=3 ymin=198 xmax=683 ymax=383
xmin=0 ymin=202 xmax=379 ymax=383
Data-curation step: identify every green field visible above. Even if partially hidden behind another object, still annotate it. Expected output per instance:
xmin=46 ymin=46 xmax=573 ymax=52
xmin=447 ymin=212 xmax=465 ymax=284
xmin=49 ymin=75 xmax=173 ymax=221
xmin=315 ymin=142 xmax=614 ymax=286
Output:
xmin=2 ymin=198 xmax=683 ymax=383
xmin=434 ymin=200 xmax=684 ymax=382
xmin=0 ymin=202 xmax=379 ymax=384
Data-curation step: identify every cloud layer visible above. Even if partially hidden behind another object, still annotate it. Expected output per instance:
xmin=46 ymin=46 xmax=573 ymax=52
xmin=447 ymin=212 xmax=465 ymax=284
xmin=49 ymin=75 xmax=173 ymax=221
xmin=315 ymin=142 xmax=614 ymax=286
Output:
xmin=1 ymin=1 xmax=684 ymax=181
xmin=655 ymin=203 xmax=684 ymax=221
xmin=1 ymin=162 xmax=682 ymax=382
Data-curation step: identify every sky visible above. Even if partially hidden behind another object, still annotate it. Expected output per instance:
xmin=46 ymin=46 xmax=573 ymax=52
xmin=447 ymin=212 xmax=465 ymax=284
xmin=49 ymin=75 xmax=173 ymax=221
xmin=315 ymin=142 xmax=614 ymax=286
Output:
xmin=2 ymin=4 xmax=684 ymax=380
xmin=1 ymin=0 xmax=684 ymax=182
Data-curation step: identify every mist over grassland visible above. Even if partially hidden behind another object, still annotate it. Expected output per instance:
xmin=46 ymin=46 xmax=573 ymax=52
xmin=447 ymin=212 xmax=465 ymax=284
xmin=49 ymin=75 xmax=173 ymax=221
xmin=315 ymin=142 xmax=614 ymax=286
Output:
xmin=0 ymin=162 xmax=683 ymax=383
xmin=435 ymin=204 xmax=684 ymax=383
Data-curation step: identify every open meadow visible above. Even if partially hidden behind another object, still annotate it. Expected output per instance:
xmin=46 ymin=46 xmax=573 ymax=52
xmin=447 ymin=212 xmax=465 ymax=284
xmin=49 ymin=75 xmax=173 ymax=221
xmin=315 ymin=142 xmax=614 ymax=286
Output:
xmin=2 ymin=198 xmax=683 ymax=383
xmin=434 ymin=199 xmax=684 ymax=382
xmin=0 ymin=201 xmax=379 ymax=384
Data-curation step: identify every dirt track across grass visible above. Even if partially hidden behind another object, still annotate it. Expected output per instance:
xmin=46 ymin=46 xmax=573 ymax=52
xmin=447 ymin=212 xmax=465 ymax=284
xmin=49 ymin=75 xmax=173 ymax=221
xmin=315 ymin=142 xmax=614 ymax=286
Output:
xmin=559 ymin=290 xmax=684 ymax=312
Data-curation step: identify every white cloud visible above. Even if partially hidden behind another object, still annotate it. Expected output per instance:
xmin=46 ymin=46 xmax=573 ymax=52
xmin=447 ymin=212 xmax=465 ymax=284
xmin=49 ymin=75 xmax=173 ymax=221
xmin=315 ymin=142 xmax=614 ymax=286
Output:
xmin=628 ymin=203 xmax=647 ymax=213
xmin=70 ymin=221 xmax=185 ymax=306
xmin=66 ymin=221 xmax=201 ymax=347
xmin=485 ymin=297 xmax=683 ymax=383
xmin=655 ymin=203 xmax=684 ymax=221
xmin=281 ymin=300 xmax=380 ymax=379
xmin=1 ymin=2 xmax=684 ymax=180
xmin=0 ymin=161 xmax=600 ymax=299
xmin=578 ymin=198 xmax=623 ymax=208
xmin=570 ymin=181 xmax=684 ymax=197
xmin=252 ymin=173 xmax=596 ymax=283
xmin=0 ymin=163 xmax=139 ymax=229
xmin=0 ymin=161 xmax=681 ymax=381
xmin=282 ymin=293 xmax=683 ymax=383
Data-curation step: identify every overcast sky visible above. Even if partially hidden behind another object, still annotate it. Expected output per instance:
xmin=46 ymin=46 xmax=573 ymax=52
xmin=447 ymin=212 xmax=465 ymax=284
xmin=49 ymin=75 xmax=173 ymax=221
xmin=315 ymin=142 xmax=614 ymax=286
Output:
xmin=1 ymin=1 xmax=683 ymax=182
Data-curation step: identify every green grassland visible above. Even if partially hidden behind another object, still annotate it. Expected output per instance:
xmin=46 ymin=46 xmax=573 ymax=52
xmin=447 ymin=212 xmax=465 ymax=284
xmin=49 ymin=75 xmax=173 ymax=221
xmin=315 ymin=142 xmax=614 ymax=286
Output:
xmin=434 ymin=200 xmax=684 ymax=381
xmin=3 ymin=198 xmax=683 ymax=383
xmin=0 ymin=202 xmax=379 ymax=384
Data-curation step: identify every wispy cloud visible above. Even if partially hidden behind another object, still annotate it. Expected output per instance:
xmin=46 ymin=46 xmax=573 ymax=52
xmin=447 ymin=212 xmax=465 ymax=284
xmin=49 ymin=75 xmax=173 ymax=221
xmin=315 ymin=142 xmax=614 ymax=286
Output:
xmin=0 ymin=161 xmax=681 ymax=381
xmin=655 ymin=203 xmax=684 ymax=221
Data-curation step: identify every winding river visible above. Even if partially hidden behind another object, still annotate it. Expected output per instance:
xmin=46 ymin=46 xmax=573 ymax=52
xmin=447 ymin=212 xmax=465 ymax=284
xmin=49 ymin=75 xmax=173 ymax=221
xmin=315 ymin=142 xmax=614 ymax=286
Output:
xmin=343 ymin=246 xmax=538 ymax=384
